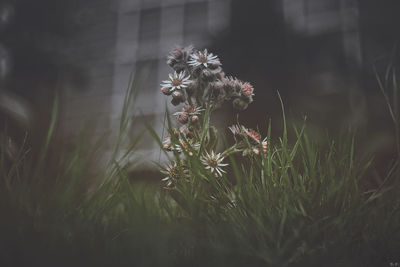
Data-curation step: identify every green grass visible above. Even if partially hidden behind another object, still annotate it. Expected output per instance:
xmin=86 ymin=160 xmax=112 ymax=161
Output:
xmin=0 ymin=72 xmax=399 ymax=267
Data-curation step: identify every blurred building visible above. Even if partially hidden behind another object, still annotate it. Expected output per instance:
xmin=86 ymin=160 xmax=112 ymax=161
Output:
xmin=282 ymin=0 xmax=362 ymax=68
xmin=2 ymin=0 xmax=397 ymax=168
xmin=281 ymin=0 xmax=364 ymax=127
xmin=60 ymin=0 xmax=231 ymax=162
xmin=214 ymin=0 xmax=399 ymax=135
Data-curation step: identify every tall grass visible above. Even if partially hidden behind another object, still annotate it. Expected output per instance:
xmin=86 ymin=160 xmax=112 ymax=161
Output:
xmin=0 ymin=70 xmax=399 ymax=267
xmin=0 ymin=73 xmax=174 ymax=266
xmin=152 ymin=92 xmax=400 ymax=266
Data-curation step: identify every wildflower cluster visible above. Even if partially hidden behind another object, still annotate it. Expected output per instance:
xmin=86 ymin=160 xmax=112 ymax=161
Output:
xmin=160 ymin=46 xmax=265 ymax=187
xmin=161 ymin=46 xmax=254 ymax=110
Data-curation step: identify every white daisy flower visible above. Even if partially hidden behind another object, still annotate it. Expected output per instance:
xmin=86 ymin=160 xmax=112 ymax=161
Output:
xmin=200 ymin=150 xmax=228 ymax=177
xmin=161 ymin=71 xmax=191 ymax=92
xmin=161 ymin=161 xmax=186 ymax=186
xmin=188 ymin=49 xmax=220 ymax=68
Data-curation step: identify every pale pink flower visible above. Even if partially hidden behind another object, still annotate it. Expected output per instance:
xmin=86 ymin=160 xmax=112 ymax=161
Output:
xmin=161 ymin=71 xmax=191 ymax=92
xmin=200 ymin=150 xmax=228 ymax=177
xmin=183 ymin=105 xmax=204 ymax=115
xmin=188 ymin=49 xmax=220 ymax=68
xmin=161 ymin=161 xmax=187 ymax=187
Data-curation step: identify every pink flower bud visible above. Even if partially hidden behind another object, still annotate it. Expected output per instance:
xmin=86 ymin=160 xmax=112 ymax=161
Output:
xmin=172 ymin=91 xmax=183 ymax=100
xmin=163 ymin=144 xmax=170 ymax=150
xmin=253 ymin=148 xmax=260 ymax=155
xmin=177 ymin=113 xmax=188 ymax=124
xmin=191 ymin=115 xmax=199 ymax=123
xmin=241 ymin=82 xmax=254 ymax=97
xmin=161 ymin=87 xmax=170 ymax=95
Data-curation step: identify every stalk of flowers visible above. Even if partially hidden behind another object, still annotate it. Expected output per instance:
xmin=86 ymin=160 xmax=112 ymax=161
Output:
xmin=229 ymin=124 xmax=268 ymax=156
xmin=160 ymin=46 xmax=256 ymax=187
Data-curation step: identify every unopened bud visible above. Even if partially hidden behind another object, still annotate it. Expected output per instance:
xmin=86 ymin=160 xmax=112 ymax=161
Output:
xmin=163 ymin=144 xmax=170 ymax=150
xmin=177 ymin=113 xmax=188 ymax=124
xmin=161 ymin=87 xmax=171 ymax=95
xmin=253 ymin=148 xmax=260 ymax=155
xmin=241 ymin=82 xmax=254 ymax=97
xmin=191 ymin=115 xmax=199 ymax=123
xmin=172 ymin=90 xmax=183 ymax=99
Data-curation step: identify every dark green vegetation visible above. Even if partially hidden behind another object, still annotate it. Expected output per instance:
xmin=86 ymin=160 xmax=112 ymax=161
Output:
xmin=0 ymin=72 xmax=399 ymax=267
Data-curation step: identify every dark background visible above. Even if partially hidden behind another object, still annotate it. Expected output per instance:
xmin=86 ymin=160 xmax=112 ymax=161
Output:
xmin=1 ymin=0 xmax=399 ymax=173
